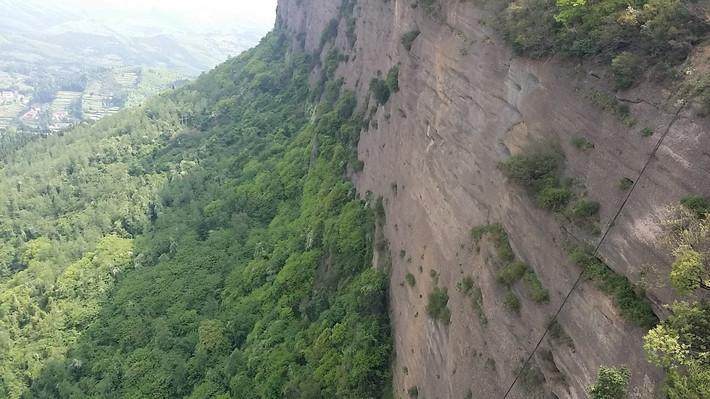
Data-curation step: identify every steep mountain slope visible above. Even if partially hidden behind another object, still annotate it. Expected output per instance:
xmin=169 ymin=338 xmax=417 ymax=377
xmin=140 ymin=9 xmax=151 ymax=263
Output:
xmin=0 ymin=34 xmax=391 ymax=398
xmin=1 ymin=0 xmax=708 ymax=398
xmin=275 ymin=0 xmax=709 ymax=398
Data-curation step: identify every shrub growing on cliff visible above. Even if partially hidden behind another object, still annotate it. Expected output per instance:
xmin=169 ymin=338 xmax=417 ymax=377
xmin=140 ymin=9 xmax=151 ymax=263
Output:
xmin=524 ymin=271 xmax=549 ymax=303
xmin=499 ymin=144 xmax=563 ymax=191
xmin=503 ymin=291 xmax=521 ymax=315
xmin=405 ymin=272 xmax=417 ymax=287
xmin=681 ymin=196 xmax=709 ymax=219
xmin=499 ymin=143 xmax=574 ymax=212
xmin=670 ymin=246 xmax=708 ymax=295
xmin=588 ymin=366 xmax=630 ymax=399
xmin=611 ymin=52 xmax=641 ymax=90
xmin=401 ymin=30 xmax=421 ymax=52
xmin=386 ymin=65 xmax=400 ymax=93
xmin=568 ymin=245 xmax=657 ymax=328
xmin=571 ymin=137 xmax=594 ymax=151
xmin=497 ymin=261 xmax=528 ymax=286
xmin=427 ymin=287 xmax=451 ymax=323
xmin=644 ymin=301 xmax=710 ymax=399
xmin=369 ymin=78 xmax=390 ymax=105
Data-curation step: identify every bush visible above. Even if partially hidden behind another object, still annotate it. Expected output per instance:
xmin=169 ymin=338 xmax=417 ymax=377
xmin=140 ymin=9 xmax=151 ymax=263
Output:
xmin=426 ymin=287 xmax=451 ymax=323
xmin=524 ymin=271 xmax=549 ymax=303
xmin=570 ymin=200 xmax=600 ymax=219
xmin=641 ymin=127 xmax=654 ymax=137
xmin=568 ymin=245 xmax=657 ymax=328
xmin=670 ymin=247 xmax=707 ymax=295
xmin=369 ymin=78 xmax=390 ymax=105
xmin=503 ymin=291 xmax=521 ymax=315
xmin=497 ymin=261 xmax=528 ymax=286
xmin=588 ymin=366 xmax=630 ymax=399
xmin=681 ymin=196 xmax=709 ymax=219
xmin=405 ymin=272 xmax=416 ymax=287
xmin=408 ymin=386 xmax=419 ymax=398
xmin=458 ymin=276 xmax=474 ymax=295
xmin=538 ymin=186 xmax=573 ymax=211
xmin=401 ymin=30 xmax=421 ymax=52
xmin=499 ymin=144 xmax=563 ymax=191
xmin=611 ymin=52 xmax=641 ymax=90
xmin=471 ymin=223 xmax=515 ymax=263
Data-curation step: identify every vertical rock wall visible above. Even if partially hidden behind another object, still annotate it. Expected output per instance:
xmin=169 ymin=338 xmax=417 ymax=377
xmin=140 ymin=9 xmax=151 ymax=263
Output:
xmin=276 ymin=0 xmax=710 ymax=397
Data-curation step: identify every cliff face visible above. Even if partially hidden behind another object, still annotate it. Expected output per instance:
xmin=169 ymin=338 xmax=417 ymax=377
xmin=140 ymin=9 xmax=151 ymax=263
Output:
xmin=276 ymin=1 xmax=710 ymax=398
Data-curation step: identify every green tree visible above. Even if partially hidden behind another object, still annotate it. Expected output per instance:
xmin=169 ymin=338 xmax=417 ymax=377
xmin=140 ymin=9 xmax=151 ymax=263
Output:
xmin=644 ymin=301 xmax=710 ymax=399
xmin=588 ymin=366 xmax=630 ymax=399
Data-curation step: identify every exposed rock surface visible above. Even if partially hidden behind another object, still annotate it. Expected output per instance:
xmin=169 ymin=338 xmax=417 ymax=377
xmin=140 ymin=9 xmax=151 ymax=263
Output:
xmin=277 ymin=1 xmax=710 ymax=397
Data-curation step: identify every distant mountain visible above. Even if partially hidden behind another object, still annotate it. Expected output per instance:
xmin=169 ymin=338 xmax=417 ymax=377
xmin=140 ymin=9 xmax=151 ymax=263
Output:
xmin=0 ymin=0 xmax=268 ymax=74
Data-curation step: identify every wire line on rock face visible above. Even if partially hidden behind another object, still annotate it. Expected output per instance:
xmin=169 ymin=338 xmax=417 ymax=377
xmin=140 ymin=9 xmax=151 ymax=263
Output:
xmin=502 ymin=104 xmax=684 ymax=399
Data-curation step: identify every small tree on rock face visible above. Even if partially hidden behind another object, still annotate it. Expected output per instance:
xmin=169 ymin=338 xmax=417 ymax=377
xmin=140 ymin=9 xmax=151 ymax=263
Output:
xmin=671 ymin=246 xmax=709 ymax=295
xmin=588 ymin=366 xmax=630 ymax=399
xmin=611 ymin=52 xmax=641 ymax=90
xmin=644 ymin=301 xmax=710 ymax=399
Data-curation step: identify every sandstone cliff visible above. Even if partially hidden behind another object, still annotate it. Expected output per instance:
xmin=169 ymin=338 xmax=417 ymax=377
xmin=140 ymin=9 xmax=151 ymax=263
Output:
xmin=276 ymin=1 xmax=710 ymax=397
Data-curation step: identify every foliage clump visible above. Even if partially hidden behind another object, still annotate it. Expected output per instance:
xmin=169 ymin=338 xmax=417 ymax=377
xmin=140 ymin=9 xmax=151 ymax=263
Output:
xmin=427 ymin=287 xmax=451 ymax=324
xmin=401 ymin=30 xmax=421 ymax=52
xmin=503 ymin=291 xmax=521 ymax=315
xmin=568 ymin=245 xmax=657 ymax=328
xmin=499 ymin=0 xmax=706 ymax=98
xmin=588 ymin=366 xmax=630 ymax=399
xmin=644 ymin=301 xmax=710 ymax=399
xmin=405 ymin=272 xmax=417 ymax=287
xmin=370 ymin=77 xmax=391 ymax=105
xmin=681 ymin=196 xmax=709 ymax=219
xmin=500 ymin=143 xmax=601 ymax=230
xmin=386 ymin=65 xmax=400 ymax=93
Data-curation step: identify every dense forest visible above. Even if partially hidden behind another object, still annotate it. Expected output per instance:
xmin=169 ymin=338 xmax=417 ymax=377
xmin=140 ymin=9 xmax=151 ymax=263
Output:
xmin=0 ymin=32 xmax=391 ymax=398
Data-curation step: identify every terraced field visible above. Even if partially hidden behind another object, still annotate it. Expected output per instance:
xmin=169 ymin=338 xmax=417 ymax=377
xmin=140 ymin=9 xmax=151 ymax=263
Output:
xmin=0 ymin=103 xmax=22 ymax=130
xmin=51 ymin=91 xmax=81 ymax=113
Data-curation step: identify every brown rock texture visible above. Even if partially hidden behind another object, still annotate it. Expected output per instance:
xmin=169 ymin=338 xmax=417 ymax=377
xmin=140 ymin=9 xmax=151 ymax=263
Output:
xmin=276 ymin=0 xmax=710 ymax=398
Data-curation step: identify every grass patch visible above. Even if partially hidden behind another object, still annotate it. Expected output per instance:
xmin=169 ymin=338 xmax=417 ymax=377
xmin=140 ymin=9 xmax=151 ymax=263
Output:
xmin=618 ymin=177 xmax=634 ymax=191
xmin=681 ymin=196 xmax=709 ymax=219
xmin=471 ymin=223 xmax=514 ymax=263
xmin=503 ymin=291 xmax=521 ymax=315
xmin=571 ymin=137 xmax=594 ymax=151
xmin=586 ymin=89 xmax=636 ymax=126
xmin=458 ymin=276 xmax=474 ymax=294
xmin=523 ymin=271 xmax=550 ymax=303
xmin=459 ymin=276 xmax=487 ymax=327
xmin=427 ymin=287 xmax=451 ymax=324
xmin=548 ymin=319 xmax=574 ymax=349
xmin=568 ymin=245 xmax=657 ymax=328
xmin=641 ymin=127 xmax=654 ymax=137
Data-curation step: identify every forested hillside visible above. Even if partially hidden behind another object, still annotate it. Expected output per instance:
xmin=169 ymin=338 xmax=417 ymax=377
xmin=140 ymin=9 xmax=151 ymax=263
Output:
xmin=0 ymin=32 xmax=391 ymax=398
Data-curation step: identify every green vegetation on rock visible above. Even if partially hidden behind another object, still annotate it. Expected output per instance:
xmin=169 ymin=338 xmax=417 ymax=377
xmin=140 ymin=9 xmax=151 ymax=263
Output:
xmin=588 ymin=366 xmax=630 ymax=399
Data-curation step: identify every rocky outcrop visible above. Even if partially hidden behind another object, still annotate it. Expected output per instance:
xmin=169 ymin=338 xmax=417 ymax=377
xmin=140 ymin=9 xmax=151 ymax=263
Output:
xmin=276 ymin=1 xmax=710 ymax=398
